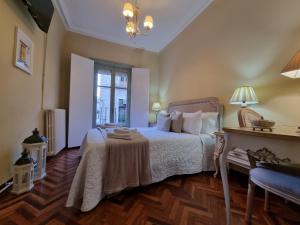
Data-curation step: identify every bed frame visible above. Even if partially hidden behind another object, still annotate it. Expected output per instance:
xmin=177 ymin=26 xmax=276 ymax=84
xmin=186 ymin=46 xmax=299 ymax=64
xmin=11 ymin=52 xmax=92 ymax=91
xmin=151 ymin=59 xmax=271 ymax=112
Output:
xmin=167 ymin=97 xmax=224 ymax=131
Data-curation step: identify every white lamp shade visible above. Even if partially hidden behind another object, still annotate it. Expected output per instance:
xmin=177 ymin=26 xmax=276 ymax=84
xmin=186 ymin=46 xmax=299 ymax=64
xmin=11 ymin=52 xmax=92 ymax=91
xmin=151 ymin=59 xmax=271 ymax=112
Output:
xmin=123 ymin=2 xmax=134 ymax=18
xmin=281 ymin=49 xmax=300 ymax=78
xmin=144 ymin=16 xmax=154 ymax=29
xmin=230 ymin=86 xmax=258 ymax=106
xmin=152 ymin=102 xmax=161 ymax=111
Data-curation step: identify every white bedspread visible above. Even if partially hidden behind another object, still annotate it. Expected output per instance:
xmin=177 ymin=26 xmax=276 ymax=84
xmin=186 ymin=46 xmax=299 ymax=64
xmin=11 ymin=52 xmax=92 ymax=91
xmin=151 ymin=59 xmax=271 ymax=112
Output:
xmin=66 ymin=127 xmax=216 ymax=212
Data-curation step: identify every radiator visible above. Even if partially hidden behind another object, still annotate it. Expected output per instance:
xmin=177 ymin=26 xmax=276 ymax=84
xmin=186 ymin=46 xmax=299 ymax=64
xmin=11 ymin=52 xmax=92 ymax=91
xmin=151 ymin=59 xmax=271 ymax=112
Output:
xmin=45 ymin=109 xmax=66 ymax=156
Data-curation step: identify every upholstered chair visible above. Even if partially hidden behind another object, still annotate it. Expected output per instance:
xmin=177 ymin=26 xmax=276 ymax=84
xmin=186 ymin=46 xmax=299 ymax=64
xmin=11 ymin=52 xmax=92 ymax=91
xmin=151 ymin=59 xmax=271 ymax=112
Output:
xmin=238 ymin=108 xmax=263 ymax=127
xmin=245 ymin=148 xmax=300 ymax=224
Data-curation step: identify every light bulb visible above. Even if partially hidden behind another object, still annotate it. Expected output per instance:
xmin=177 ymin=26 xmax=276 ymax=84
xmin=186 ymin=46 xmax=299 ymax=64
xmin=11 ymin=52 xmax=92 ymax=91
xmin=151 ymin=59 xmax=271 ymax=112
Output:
xmin=144 ymin=15 xmax=153 ymax=30
xmin=123 ymin=2 xmax=134 ymax=18
xmin=126 ymin=21 xmax=136 ymax=33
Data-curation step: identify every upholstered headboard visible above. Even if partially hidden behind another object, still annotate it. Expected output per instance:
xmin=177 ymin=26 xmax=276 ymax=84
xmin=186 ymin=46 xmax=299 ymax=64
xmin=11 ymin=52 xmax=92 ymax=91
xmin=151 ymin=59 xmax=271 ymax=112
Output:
xmin=167 ymin=97 xmax=224 ymax=131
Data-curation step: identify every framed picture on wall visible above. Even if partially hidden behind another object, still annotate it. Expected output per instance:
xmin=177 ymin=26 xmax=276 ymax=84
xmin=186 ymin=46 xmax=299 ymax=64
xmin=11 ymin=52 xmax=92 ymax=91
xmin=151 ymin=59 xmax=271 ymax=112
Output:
xmin=14 ymin=27 xmax=33 ymax=75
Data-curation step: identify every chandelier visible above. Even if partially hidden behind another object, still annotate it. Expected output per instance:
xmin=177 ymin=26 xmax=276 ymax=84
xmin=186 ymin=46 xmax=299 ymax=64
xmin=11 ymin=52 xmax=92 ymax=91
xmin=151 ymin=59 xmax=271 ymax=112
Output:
xmin=122 ymin=1 xmax=154 ymax=38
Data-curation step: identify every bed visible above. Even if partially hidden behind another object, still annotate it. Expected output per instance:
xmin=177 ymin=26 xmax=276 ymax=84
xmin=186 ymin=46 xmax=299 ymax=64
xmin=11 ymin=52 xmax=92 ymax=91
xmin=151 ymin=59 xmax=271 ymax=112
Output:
xmin=66 ymin=97 xmax=223 ymax=212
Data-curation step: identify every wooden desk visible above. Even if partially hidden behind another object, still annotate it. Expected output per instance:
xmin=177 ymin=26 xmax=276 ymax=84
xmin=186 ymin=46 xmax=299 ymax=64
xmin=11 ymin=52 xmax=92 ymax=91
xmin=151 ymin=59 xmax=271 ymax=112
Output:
xmin=219 ymin=127 xmax=300 ymax=225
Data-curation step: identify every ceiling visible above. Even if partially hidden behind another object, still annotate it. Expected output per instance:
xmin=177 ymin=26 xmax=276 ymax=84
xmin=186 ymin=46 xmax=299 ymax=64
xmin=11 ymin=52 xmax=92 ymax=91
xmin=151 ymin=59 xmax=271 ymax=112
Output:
xmin=52 ymin=0 xmax=213 ymax=52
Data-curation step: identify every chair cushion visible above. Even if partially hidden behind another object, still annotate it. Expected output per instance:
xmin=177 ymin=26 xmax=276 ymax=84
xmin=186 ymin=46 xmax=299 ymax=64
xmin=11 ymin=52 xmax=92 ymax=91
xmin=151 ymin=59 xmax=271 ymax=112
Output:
xmin=257 ymin=162 xmax=300 ymax=177
xmin=250 ymin=168 xmax=300 ymax=198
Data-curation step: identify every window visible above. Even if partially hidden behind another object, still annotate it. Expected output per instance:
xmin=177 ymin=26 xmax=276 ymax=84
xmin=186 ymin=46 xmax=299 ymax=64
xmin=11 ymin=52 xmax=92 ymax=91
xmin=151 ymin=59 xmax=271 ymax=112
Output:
xmin=94 ymin=62 xmax=131 ymax=127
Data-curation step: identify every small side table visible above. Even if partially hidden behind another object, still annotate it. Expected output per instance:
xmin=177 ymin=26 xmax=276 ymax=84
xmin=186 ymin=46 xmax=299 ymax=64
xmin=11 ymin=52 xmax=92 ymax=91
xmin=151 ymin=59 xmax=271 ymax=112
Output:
xmin=213 ymin=131 xmax=225 ymax=178
xmin=148 ymin=122 xmax=156 ymax=127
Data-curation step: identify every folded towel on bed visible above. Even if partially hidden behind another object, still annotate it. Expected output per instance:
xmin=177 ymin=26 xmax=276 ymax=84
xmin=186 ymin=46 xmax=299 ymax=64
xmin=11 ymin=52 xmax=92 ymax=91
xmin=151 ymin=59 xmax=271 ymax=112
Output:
xmin=114 ymin=128 xmax=138 ymax=134
xmin=107 ymin=132 xmax=141 ymax=140
xmin=101 ymin=128 xmax=151 ymax=194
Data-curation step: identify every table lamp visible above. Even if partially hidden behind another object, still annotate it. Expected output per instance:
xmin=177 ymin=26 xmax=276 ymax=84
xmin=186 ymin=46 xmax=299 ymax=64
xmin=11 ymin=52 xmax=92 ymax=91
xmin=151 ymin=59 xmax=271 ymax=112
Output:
xmin=281 ymin=49 xmax=300 ymax=78
xmin=230 ymin=86 xmax=260 ymax=127
xmin=230 ymin=86 xmax=258 ymax=107
xmin=152 ymin=102 xmax=161 ymax=122
xmin=280 ymin=50 xmax=300 ymax=128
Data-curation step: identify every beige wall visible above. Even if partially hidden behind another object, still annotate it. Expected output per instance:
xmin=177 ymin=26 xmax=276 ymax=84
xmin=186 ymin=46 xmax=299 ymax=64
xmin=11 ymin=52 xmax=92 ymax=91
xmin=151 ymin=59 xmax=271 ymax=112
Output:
xmin=0 ymin=1 xmax=66 ymax=185
xmin=62 ymin=32 xmax=160 ymax=121
xmin=159 ymin=0 xmax=300 ymax=127
xmin=43 ymin=11 xmax=66 ymax=109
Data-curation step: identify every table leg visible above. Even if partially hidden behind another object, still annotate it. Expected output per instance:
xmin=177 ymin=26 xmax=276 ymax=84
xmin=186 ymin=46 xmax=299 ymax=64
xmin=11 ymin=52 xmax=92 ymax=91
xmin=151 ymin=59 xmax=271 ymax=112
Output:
xmin=219 ymin=136 xmax=231 ymax=225
xmin=213 ymin=134 xmax=225 ymax=178
xmin=213 ymin=154 xmax=219 ymax=178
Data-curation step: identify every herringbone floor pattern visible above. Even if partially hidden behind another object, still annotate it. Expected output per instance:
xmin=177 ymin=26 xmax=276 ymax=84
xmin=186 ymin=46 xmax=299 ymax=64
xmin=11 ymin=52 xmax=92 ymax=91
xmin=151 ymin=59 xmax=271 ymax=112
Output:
xmin=0 ymin=149 xmax=299 ymax=225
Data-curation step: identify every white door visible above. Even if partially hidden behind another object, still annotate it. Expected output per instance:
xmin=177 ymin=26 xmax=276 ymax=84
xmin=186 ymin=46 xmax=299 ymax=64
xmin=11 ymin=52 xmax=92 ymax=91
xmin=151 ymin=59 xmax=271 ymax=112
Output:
xmin=130 ymin=68 xmax=150 ymax=127
xmin=68 ymin=53 xmax=94 ymax=148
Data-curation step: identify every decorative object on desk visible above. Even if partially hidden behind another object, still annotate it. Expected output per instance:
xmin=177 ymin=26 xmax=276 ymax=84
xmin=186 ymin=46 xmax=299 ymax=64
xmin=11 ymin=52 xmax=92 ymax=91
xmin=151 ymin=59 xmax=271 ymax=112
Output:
xmin=251 ymin=119 xmax=275 ymax=132
xmin=22 ymin=128 xmax=48 ymax=181
xmin=230 ymin=87 xmax=260 ymax=127
xmin=14 ymin=27 xmax=33 ymax=75
xmin=11 ymin=150 xmax=34 ymax=195
xmin=281 ymin=49 xmax=300 ymax=78
xmin=152 ymin=102 xmax=161 ymax=123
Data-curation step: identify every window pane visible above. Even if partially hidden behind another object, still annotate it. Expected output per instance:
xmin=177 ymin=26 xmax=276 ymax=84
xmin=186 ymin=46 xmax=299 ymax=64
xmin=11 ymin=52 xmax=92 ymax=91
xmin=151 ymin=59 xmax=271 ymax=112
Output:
xmin=114 ymin=88 xmax=127 ymax=125
xmin=96 ymin=86 xmax=111 ymax=125
xmin=94 ymin=66 xmax=130 ymax=127
xmin=115 ymin=72 xmax=128 ymax=88
xmin=97 ymin=70 xmax=111 ymax=87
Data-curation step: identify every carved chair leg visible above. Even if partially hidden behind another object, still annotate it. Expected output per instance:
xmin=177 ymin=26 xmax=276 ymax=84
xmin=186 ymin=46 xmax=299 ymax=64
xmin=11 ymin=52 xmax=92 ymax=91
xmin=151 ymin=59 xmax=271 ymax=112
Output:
xmin=264 ymin=190 xmax=269 ymax=211
xmin=245 ymin=180 xmax=256 ymax=225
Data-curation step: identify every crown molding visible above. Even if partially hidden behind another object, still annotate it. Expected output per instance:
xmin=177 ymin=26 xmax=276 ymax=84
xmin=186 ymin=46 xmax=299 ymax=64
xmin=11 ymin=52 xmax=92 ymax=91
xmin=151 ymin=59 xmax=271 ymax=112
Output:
xmin=52 ymin=0 xmax=72 ymax=29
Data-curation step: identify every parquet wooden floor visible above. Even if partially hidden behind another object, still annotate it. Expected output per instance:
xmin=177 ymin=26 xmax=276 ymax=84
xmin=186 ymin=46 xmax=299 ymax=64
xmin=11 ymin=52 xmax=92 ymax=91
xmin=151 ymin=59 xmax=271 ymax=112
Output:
xmin=0 ymin=149 xmax=299 ymax=225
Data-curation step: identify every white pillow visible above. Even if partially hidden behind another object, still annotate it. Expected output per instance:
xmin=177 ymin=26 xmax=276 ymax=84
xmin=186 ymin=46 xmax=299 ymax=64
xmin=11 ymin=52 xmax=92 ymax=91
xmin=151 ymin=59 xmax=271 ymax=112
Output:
xmin=201 ymin=112 xmax=219 ymax=134
xmin=156 ymin=113 xmax=171 ymax=131
xmin=180 ymin=111 xmax=202 ymax=135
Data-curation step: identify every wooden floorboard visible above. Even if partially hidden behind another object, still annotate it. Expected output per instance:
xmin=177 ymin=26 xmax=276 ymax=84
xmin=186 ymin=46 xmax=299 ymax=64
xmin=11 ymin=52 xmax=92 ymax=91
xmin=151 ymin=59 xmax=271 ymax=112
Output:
xmin=0 ymin=148 xmax=299 ymax=225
